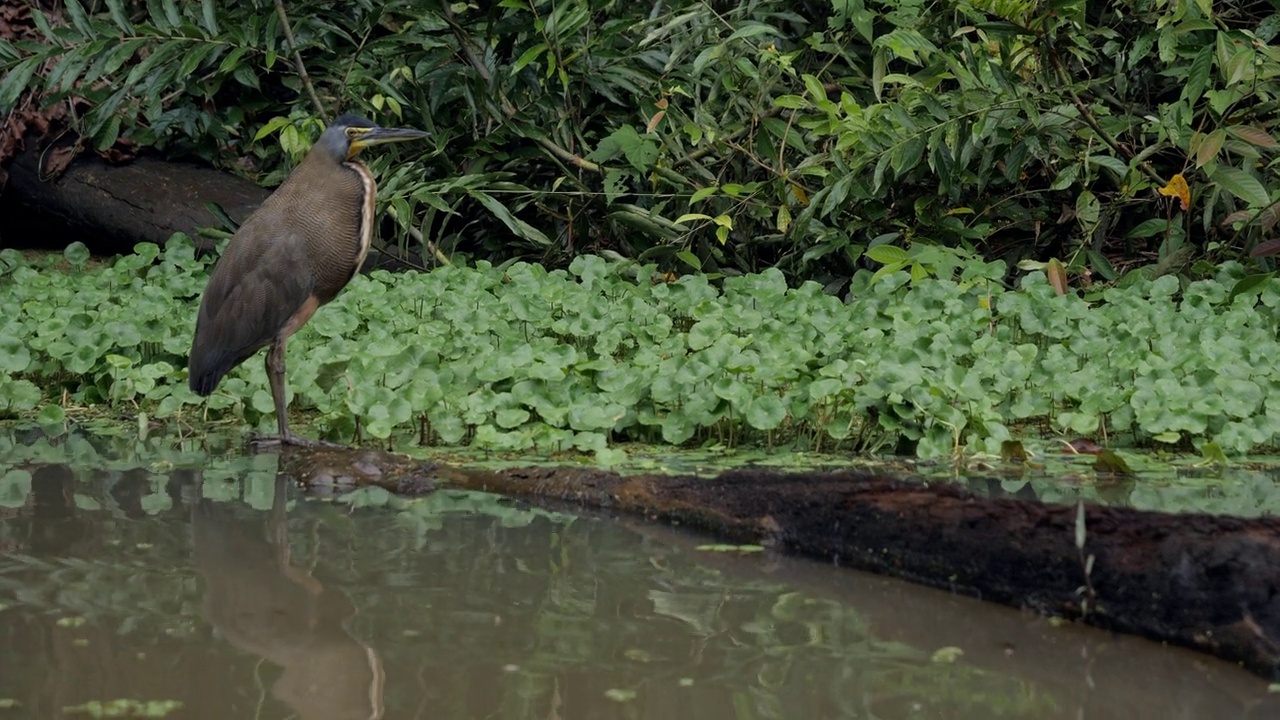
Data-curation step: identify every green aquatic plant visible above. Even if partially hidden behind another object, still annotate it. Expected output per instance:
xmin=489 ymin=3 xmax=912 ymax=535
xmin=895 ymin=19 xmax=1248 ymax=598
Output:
xmin=6 ymin=238 xmax=1280 ymax=459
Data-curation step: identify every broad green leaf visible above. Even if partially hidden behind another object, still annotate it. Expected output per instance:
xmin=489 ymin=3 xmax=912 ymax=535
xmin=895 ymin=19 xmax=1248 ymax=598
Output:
xmin=0 ymin=337 xmax=30 ymax=373
xmin=866 ymin=245 xmax=910 ymax=265
xmin=64 ymin=242 xmax=90 ymax=267
xmin=1086 ymin=155 xmax=1129 ymax=177
xmin=1075 ymin=190 xmax=1100 ymax=228
xmin=1212 ymin=166 xmax=1271 ymax=207
xmin=746 ymin=395 xmax=786 ymax=430
xmin=690 ymin=186 xmax=718 ymax=204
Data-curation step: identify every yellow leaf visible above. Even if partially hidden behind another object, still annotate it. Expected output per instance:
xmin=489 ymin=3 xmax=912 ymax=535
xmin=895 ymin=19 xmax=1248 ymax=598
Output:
xmin=790 ymin=183 xmax=809 ymax=207
xmin=1158 ymin=173 xmax=1191 ymax=211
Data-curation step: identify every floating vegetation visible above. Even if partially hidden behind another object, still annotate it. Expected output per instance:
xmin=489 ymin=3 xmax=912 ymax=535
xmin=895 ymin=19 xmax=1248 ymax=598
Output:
xmin=5 ymin=238 xmax=1280 ymax=458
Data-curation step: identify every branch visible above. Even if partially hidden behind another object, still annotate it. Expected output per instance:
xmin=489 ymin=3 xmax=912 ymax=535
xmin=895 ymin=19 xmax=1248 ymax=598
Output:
xmin=274 ymin=0 xmax=328 ymax=122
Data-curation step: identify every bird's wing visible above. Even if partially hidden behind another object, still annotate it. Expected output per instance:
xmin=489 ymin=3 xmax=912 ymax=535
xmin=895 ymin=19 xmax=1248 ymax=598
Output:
xmin=189 ymin=223 xmax=316 ymax=393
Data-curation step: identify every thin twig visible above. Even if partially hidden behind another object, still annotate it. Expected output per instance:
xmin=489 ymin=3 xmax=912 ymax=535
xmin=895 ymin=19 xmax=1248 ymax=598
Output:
xmin=274 ymin=0 xmax=328 ymax=121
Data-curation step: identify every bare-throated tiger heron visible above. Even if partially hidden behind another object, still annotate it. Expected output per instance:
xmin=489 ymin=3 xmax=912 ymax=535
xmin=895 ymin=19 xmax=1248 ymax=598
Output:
xmin=188 ymin=114 xmax=428 ymax=446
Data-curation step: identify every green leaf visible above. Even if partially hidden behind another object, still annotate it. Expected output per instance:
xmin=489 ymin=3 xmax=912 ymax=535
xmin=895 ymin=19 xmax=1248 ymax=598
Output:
xmin=1212 ymin=166 xmax=1271 ymax=207
xmin=1076 ymin=190 xmax=1100 ymax=227
xmin=1181 ymin=45 xmax=1213 ymax=105
xmin=676 ymin=250 xmax=702 ymax=272
xmin=1229 ymin=272 xmax=1274 ymax=302
xmin=1086 ymin=155 xmax=1129 ymax=177
xmin=696 ymin=544 xmax=765 ymax=553
xmin=746 ymin=395 xmax=787 ymax=430
xmin=37 ymin=404 xmax=66 ymax=425
xmin=773 ymin=94 xmax=808 ymax=109
xmin=0 ymin=470 xmax=32 ymax=509
xmin=469 ymin=191 xmax=552 ymax=246
xmin=1127 ymin=218 xmax=1169 ymax=239
xmin=104 ymin=0 xmax=135 ymax=32
xmin=0 ymin=57 xmax=41 ymax=116
xmin=64 ymin=0 xmax=93 ymax=36
xmin=675 ymin=213 xmax=713 ymax=225
xmin=64 ymin=242 xmax=90 ymax=267
xmin=161 ymin=0 xmax=182 ymax=29
xmin=802 ymin=73 xmax=826 ymax=102
xmin=200 ymin=0 xmax=220 ymax=35
xmin=687 ymin=320 xmax=722 ymax=351
xmin=0 ymin=336 xmax=30 ymax=373
xmin=690 ymin=186 xmax=718 ymax=204
xmin=4 ymin=380 xmax=40 ymax=411
xmin=866 ymin=245 xmax=910 ymax=265
xmin=512 ymin=43 xmax=548 ymax=73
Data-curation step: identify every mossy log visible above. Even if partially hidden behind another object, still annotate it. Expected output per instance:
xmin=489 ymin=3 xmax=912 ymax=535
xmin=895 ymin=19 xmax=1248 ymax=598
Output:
xmin=274 ymin=445 xmax=1280 ymax=681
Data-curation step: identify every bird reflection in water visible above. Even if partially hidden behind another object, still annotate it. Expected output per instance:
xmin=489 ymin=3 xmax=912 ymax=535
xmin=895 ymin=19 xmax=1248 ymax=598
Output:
xmin=192 ymin=477 xmax=384 ymax=720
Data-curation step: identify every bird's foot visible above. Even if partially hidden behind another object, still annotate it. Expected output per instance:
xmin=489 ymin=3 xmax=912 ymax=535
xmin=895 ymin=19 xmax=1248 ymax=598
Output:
xmin=248 ymin=432 xmax=346 ymax=450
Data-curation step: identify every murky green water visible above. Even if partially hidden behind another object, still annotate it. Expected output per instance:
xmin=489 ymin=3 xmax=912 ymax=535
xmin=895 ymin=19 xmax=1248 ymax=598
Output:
xmin=0 ymin=432 xmax=1277 ymax=719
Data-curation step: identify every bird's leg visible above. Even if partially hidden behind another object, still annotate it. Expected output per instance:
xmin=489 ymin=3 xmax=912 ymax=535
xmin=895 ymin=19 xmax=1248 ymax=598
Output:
xmin=267 ymin=338 xmax=292 ymax=441
xmin=248 ymin=337 xmax=343 ymax=450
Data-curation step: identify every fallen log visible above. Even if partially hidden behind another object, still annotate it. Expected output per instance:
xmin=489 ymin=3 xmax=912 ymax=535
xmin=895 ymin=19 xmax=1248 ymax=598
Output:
xmin=271 ymin=446 xmax=1280 ymax=680
xmin=1 ymin=139 xmax=267 ymax=253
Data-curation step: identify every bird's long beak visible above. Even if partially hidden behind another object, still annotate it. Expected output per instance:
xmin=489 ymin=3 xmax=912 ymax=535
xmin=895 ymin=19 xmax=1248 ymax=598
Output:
xmin=350 ymin=126 xmax=429 ymax=154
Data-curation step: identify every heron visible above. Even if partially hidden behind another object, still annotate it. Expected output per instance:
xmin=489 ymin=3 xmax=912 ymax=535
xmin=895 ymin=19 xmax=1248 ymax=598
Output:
xmin=188 ymin=114 xmax=428 ymax=446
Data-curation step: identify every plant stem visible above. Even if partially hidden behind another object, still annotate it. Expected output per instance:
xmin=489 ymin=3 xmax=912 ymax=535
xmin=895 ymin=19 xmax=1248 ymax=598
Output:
xmin=274 ymin=0 xmax=327 ymax=121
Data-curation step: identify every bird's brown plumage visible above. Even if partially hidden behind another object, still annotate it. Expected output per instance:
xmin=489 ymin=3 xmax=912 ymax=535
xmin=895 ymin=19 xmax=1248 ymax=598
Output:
xmin=188 ymin=153 xmax=368 ymax=396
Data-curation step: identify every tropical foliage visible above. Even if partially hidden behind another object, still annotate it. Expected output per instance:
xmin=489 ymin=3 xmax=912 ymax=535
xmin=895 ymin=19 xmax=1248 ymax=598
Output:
xmin=4 ymin=239 xmax=1280 ymax=459
xmin=3 ymin=0 xmax=1280 ymax=284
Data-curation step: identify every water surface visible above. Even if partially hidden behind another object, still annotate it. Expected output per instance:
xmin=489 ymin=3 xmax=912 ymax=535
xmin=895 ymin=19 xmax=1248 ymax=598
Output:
xmin=0 ymin=432 xmax=1276 ymax=719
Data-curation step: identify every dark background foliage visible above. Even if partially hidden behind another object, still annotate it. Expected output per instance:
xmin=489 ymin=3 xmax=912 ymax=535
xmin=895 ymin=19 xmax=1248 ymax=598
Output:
xmin=4 ymin=0 xmax=1280 ymax=289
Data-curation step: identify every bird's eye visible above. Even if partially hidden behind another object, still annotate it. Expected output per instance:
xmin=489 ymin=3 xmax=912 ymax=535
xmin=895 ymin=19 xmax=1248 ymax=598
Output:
xmin=345 ymin=128 xmax=359 ymax=138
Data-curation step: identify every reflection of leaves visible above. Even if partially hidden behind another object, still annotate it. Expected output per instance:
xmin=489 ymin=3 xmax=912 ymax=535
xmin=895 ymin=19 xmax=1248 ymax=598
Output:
xmin=696 ymin=543 xmax=764 ymax=553
xmin=931 ymin=646 xmax=964 ymax=663
xmin=63 ymin=699 xmax=183 ymax=717
xmin=1094 ymin=450 xmax=1133 ymax=476
xmin=0 ymin=469 xmax=31 ymax=508
xmin=648 ymin=590 xmax=724 ymax=636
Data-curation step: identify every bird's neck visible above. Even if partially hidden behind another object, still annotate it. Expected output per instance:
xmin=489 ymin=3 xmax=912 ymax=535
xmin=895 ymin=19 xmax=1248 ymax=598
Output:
xmin=345 ymin=160 xmax=377 ymax=272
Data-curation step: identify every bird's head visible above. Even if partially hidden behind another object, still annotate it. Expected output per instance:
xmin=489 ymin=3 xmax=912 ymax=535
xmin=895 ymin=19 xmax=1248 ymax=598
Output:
xmin=316 ymin=114 xmax=429 ymax=161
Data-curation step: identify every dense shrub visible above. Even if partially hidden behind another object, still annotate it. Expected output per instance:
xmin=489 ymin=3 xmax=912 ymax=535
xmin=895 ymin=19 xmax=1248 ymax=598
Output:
xmin=4 ymin=1 xmax=1280 ymax=285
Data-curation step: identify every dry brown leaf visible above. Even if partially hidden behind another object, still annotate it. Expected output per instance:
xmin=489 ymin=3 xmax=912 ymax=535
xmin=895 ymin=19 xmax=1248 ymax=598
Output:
xmin=1046 ymin=257 xmax=1068 ymax=296
xmin=40 ymin=143 xmax=79 ymax=179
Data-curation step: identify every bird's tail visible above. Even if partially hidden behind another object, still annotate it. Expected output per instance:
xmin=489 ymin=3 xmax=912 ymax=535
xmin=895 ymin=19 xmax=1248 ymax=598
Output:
xmin=188 ymin=336 xmax=233 ymax=396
